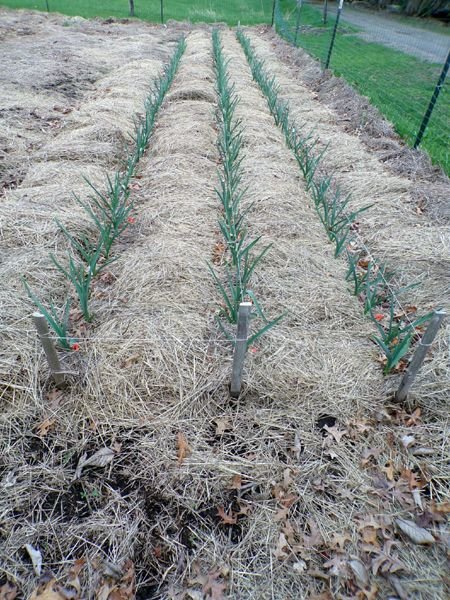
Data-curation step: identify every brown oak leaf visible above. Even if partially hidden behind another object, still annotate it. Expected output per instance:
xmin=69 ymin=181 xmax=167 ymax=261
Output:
xmin=216 ymin=506 xmax=237 ymax=525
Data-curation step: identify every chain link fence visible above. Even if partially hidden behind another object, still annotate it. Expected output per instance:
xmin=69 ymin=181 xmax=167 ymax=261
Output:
xmin=274 ymin=0 xmax=450 ymax=175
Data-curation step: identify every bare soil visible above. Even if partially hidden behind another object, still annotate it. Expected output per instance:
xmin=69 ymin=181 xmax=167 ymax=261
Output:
xmin=0 ymin=9 xmax=448 ymax=600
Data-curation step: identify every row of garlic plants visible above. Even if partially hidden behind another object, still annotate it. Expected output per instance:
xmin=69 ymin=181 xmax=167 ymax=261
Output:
xmin=236 ymin=30 xmax=432 ymax=373
xmin=210 ymin=30 xmax=282 ymax=346
xmin=24 ymin=37 xmax=186 ymax=350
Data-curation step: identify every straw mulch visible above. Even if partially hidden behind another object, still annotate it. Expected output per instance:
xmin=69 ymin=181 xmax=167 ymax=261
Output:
xmin=0 ymin=12 xmax=448 ymax=600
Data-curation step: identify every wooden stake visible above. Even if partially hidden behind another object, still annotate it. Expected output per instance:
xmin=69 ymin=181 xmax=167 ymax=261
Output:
xmin=395 ymin=310 xmax=446 ymax=402
xmin=32 ymin=312 xmax=65 ymax=387
xmin=230 ymin=302 xmax=252 ymax=398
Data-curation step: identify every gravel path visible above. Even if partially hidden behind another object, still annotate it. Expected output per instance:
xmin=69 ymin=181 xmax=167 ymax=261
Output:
xmin=328 ymin=5 xmax=449 ymax=63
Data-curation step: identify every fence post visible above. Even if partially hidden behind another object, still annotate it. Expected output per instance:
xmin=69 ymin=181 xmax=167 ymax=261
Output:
xmin=32 ymin=312 xmax=65 ymax=387
xmin=160 ymin=0 xmax=164 ymax=24
xmin=395 ymin=310 xmax=446 ymax=402
xmin=323 ymin=0 xmax=328 ymax=25
xmin=230 ymin=302 xmax=252 ymax=398
xmin=414 ymin=50 xmax=450 ymax=149
xmin=294 ymin=0 xmax=303 ymax=45
xmin=271 ymin=0 xmax=276 ymax=28
xmin=325 ymin=0 xmax=343 ymax=70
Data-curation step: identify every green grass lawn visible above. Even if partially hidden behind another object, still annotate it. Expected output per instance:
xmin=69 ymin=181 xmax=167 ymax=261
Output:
xmin=0 ymin=0 xmax=274 ymax=25
xmin=278 ymin=0 xmax=450 ymax=175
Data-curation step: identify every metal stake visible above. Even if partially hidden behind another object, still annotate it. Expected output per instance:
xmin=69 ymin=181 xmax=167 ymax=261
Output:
xmin=395 ymin=310 xmax=446 ymax=402
xmin=32 ymin=312 xmax=65 ymax=387
xmin=414 ymin=50 xmax=450 ymax=149
xmin=325 ymin=0 xmax=343 ymax=70
xmin=323 ymin=0 xmax=328 ymax=25
xmin=230 ymin=302 xmax=252 ymax=398
xmin=271 ymin=0 xmax=276 ymax=27
xmin=160 ymin=0 xmax=164 ymax=24
xmin=294 ymin=0 xmax=303 ymax=46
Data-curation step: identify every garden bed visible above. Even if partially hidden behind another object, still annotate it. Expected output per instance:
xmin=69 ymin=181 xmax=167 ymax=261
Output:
xmin=0 ymin=10 xmax=448 ymax=600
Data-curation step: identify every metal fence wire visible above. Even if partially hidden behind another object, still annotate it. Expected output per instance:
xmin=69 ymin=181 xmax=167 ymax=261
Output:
xmin=274 ymin=0 xmax=450 ymax=175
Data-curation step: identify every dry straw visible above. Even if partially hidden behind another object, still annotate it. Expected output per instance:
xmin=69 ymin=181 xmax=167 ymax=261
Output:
xmin=0 ymin=13 xmax=448 ymax=600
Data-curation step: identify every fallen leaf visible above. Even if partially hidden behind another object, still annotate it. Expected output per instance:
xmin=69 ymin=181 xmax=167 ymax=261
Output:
xmin=411 ymin=446 xmax=434 ymax=457
xmin=330 ymin=532 xmax=352 ymax=551
xmin=65 ymin=558 xmax=85 ymax=597
xmin=201 ymin=570 xmax=227 ymax=600
xmin=35 ymin=418 xmax=56 ymax=438
xmin=303 ymin=519 xmax=323 ymax=549
xmin=371 ymin=540 xmax=405 ymax=576
xmin=290 ymin=431 xmax=303 ymax=459
xmin=212 ymin=241 xmax=226 ymax=265
xmin=217 ymin=506 xmax=237 ymax=525
xmin=358 ymin=258 xmax=370 ymax=269
xmin=98 ymin=271 xmax=116 ymax=285
xmin=401 ymin=434 xmax=416 ymax=450
xmin=29 ymin=570 xmax=83 ymax=600
xmin=292 ymin=560 xmax=307 ymax=573
xmin=396 ymin=518 xmax=435 ymax=545
xmin=74 ymin=447 xmax=115 ymax=480
xmin=274 ymin=506 xmax=290 ymax=523
xmin=405 ymin=407 xmax=421 ymax=426
xmin=228 ymin=474 xmax=242 ymax=490
xmin=323 ymin=554 xmax=348 ymax=577
xmin=0 ymin=582 xmax=18 ymax=600
xmin=382 ymin=461 xmax=395 ymax=481
xmin=349 ymin=558 xmax=369 ymax=588
xmin=362 ymin=584 xmax=379 ymax=600
xmin=360 ymin=447 xmax=382 ymax=467
xmin=213 ymin=417 xmax=232 ymax=436
xmin=46 ymin=389 xmax=65 ymax=409
xmin=237 ymin=501 xmax=251 ymax=516
xmin=176 ymin=432 xmax=191 ymax=465
xmin=347 ymin=417 xmax=372 ymax=437
xmin=360 ymin=526 xmax=380 ymax=547
xmin=29 ymin=577 xmax=65 ymax=600
xmin=25 ymin=543 xmax=42 ymax=576
xmin=279 ymin=492 xmax=298 ymax=508
xmin=274 ymin=532 xmax=290 ymax=560
xmin=388 ymin=575 xmax=409 ymax=600
xmin=307 ymin=570 xmax=330 ymax=582
xmin=96 ymin=559 xmax=135 ymax=600
xmin=431 ymin=500 xmax=450 ymax=515
xmin=323 ymin=448 xmax=338 ymax=459
xmin=323 ymin=424 xmax=348 ymax=444
xmin=282 ymin=519 xmax=297 ymax=546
